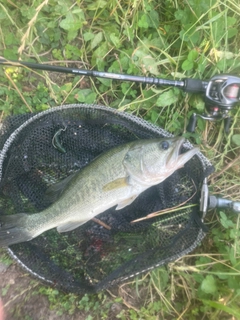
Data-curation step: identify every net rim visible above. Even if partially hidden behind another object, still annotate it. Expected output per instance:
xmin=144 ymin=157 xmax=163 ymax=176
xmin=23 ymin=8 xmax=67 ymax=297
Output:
xmin=7 ymin=229 xmax=206 ymax=290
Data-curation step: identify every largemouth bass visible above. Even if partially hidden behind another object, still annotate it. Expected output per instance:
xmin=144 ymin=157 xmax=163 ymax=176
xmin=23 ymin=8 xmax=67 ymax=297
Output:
xmin=0 ymin=137 xmax=198 ymax=247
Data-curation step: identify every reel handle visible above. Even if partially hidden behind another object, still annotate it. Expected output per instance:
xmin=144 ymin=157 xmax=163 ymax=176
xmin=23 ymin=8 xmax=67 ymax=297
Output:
xmin=186 ymin=113 xmax=197 ymax=133
xmin=187 ymin=113 xmax=232 ymax=133
xmin=224 ymin=117 xmax=232 ymax=133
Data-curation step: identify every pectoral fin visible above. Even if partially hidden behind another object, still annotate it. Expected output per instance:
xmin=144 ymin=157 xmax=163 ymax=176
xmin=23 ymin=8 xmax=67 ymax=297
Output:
xmin=102 ymin=177 xmax=129 ymax=192
xmin=44 ymin=172 xmax=79 ymax=204
xmin=116 ymin=195 xmax=137 ymax=210
xmin=57 ymin=220 xmax=87 ymax=233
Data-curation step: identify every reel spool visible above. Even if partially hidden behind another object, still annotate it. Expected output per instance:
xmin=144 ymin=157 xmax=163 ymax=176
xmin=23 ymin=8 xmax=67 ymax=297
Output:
xmin=0 ymin=104 xmax=214 ymax=293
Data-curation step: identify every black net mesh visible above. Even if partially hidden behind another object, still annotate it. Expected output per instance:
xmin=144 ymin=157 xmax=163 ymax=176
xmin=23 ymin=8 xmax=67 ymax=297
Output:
xmin=0 ymin=104 xmax=214 ymax=293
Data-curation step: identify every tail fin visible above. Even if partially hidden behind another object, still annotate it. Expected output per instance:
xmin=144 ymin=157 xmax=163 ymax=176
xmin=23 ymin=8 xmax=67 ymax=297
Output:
xmin=0 ymin=213 xmax=33 ymax=247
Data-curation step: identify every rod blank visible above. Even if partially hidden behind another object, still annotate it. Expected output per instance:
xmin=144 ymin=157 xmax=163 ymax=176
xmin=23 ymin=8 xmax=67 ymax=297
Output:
xmin=0 ymin=58 xmax=185 ymax=88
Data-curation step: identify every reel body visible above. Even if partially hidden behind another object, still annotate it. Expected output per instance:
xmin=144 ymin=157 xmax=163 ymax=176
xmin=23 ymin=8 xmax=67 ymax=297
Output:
xmin=187 ymin=74 xmax=240 ymax=133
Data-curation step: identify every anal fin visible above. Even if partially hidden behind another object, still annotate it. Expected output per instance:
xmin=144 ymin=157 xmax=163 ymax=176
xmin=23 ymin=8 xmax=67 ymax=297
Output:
xmin=116 ymin=195 xmax=137 ymax=210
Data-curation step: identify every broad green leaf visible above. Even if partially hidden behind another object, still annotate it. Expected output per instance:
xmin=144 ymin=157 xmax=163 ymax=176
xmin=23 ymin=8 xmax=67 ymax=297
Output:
xmin=189 ymin=31 xmax=201 ymax=45
xmin=219 ymin=211 xmax=234 ymax=229
xmin=121 ymin=82 xmax=131 ymax=95
xmin=85 ymin=92 xmax=97 ymax=104
xmin=52 ymin=49 xmax=64 ymax=60
xmin=87 ymin=0 xmax=107 ymax=10
xmin=91 ymin=42 xmax=109 ymax=69
xmin=182 ymin=59 xmax=194 ymax=71
xmin=60 ymin=16 xmax=83 ymax=31
xmin=216 ymin=59 xmax=226 ymax=72
xmin=138 ymin=13 xmax=149 ymax=29
xmin=174 ymin=9 xmax=184 ymax=20
xmin=228 ymin=28 xmax=238 ymax=39
xmin=91 ymin=32 xmax=103 ymax=50
xmin=109 ymin=33 xmax=121 ymax=48
xmin=3 ymin=48 xmax=18 ymax=60
xmin=65 ymin=44 xmax=81 ymax=59
xmin=132 ymin=47 xmax=159 ymax=75
xmin=0 ymin=10 xmax=7 ymax=19
xmin=148 ymin=10 xmax=159 ymax=28
xmin=123 ymin=25 xmax=135 ymax=43
xmin=142 ymin=55 xmax=159 ymax=75
xmin=83 ymin=32 xmax=94 ymax=42
xmin=227 ymin=16 xmax=237 ymax=26
xmin=75 ymin=89 xmax=96 ymax=103
xmin=60 ymin=83 xmax=72 ymax=93
xmin=156 ymin=89 xmax=179 ymax=107
xmin=232 ymin=134 xmax=240 ymax=146
xmin=97 ymin=78 xmax=112 ymax=87
xmin=4 ymin=33 xmax=18 ymax=46
xmin=150 ymin=110 xmax=159 ymax=123
xmin=72 ymin=8 xmax=83 ymax=14
xmin=171 ymin=72 xmax=186 ymax=79
xmin=228 ymin=247 xmax=237 ymax=267
xmin=189 ymin=95 xmax=205 ymax=111
xmin=201 ymin=275 xmax=217 ymax=294
xmin=207 ymin=12 xmax=225 ymax=24
xmin=67 ymin=30 xmax=78 ymax=42
xmin=188 ymin=50 xmax=198 ymax=62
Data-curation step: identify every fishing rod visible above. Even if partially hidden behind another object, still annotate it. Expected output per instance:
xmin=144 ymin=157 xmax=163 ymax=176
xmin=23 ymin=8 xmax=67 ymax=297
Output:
xmin=0 ymin=58 xmax=240 ymax=132
xmin=0 ymin=58 xmax=207 ymax=91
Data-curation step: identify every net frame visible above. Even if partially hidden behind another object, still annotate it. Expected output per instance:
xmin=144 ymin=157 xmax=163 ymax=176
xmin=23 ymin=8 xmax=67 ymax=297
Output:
xmin=0 ymin=104 xmax=214 ymax=293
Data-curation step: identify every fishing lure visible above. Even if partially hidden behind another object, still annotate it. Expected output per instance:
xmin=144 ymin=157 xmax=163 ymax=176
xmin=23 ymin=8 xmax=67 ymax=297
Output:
xmin=52 ymin=126 xmax=67 ymax=153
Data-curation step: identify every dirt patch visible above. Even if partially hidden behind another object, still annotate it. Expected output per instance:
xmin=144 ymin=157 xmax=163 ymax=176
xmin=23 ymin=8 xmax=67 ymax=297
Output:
xmin=0 ymin=251 xmax=139 ymax=320
xmin=0 ymin=255 xmax=91 ymax=320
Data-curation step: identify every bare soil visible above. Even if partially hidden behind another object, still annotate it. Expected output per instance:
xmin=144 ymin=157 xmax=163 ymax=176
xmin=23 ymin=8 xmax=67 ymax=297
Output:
xmin=0 ymin=257 xmax=85 ymax=320
xmin=0 ymin=250 xmax=141 ymax=320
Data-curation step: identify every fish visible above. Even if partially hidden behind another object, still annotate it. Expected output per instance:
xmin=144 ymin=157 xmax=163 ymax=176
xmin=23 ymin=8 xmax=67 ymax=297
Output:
xmin=0 ymin=137 xmax=198 ymax=247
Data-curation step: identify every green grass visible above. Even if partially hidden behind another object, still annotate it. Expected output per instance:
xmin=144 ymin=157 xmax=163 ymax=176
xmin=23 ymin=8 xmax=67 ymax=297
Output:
xmin=0 ymin=0 xmax=240 ymax=319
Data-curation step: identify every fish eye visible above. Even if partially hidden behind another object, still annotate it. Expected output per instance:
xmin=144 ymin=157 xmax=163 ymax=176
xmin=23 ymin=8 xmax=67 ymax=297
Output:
xmin=161 ymin=141 xmax=169 ymax=150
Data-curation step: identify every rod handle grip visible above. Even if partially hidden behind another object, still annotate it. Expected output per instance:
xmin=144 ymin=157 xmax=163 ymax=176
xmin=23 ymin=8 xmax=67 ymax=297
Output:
xmin=184 ymin=79 xmax=206 ymax=93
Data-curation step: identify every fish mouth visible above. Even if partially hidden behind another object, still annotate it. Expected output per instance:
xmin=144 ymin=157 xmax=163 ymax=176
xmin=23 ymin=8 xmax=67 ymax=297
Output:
xmin=168 ymin=137 xmax=199 ymax=168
